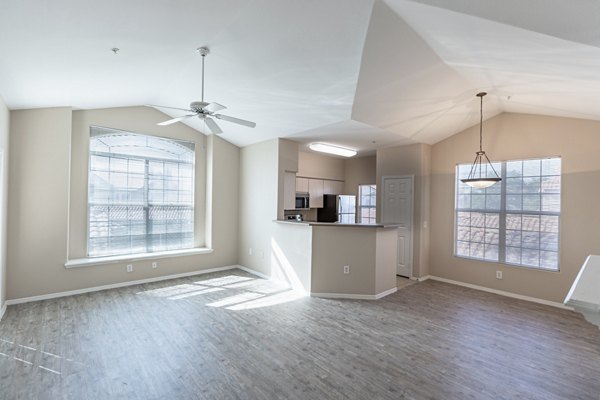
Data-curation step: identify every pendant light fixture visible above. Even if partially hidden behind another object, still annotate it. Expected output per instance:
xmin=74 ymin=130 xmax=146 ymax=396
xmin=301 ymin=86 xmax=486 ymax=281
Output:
xmin=460 ymin=92 xmax=501 ymax=189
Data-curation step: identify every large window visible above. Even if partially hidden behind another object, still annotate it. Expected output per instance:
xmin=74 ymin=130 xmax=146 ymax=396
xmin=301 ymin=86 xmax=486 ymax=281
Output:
xmin=358 ymin=184 xmax=376 ymax=224
xmin=455 ymin=157 xmax=561 ymax=271
xmin=88 ymin=127 xmax=195 ymax=257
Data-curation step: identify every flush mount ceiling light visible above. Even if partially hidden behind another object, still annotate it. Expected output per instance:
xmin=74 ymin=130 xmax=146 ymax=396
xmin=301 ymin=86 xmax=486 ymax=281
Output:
xmin=309 ymin=143 xmax=357 ymax=157
xmin=460 ymin=92 xmax=501 ymax=189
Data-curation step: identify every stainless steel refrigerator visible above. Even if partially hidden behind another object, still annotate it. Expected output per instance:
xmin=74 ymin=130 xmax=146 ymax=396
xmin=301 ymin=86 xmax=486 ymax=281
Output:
xmin=317 ymin=194 xmax=356 ymax=223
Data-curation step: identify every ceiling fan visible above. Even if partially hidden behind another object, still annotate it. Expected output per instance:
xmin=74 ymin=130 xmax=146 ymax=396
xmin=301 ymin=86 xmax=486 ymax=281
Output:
xmin=150 ymin=47 xmax=256 ymax=134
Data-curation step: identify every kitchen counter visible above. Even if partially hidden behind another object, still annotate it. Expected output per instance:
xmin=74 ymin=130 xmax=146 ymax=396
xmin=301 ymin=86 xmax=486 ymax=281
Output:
xmin=271 ymin=220 xmax=398 ymax=299
xmin=274 ymin=220 xmax=398 ymax=228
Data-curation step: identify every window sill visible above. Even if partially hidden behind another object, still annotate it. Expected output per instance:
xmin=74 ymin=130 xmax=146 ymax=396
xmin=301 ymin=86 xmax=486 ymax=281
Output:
xmin=65 ymin=248 xmax=214 ymax=269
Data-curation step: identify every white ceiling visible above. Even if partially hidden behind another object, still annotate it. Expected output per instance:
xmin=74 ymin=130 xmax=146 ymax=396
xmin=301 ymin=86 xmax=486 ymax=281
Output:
xmin=1 ymin=0 xmax=599 ymax=153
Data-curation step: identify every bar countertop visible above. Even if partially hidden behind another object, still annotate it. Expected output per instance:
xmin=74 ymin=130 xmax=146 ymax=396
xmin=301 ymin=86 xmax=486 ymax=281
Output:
xmin=274 ymin=220 xmax=399 ymax=228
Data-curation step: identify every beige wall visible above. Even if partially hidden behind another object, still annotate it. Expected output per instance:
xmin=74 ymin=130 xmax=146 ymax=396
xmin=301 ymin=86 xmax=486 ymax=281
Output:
xmin=238 ymin=139 xmax=279 ymax=276
xmin=298 ymin=151 xmax=345 ymax=180
xmin=377 ymin=143 xmax=431 ymax=277
xmin=0 ymin=96 xmax=9 ymax=312
xmin=431 ymin=112 xmax=600 ymax=303
xmin=8 ymin=108 xmax=72 ymax=300
xmin=344 ymin=155 xmax=376 ymax=196
xmin=311 ymin=225 xmax=397 ymax=295
xmin=7 ymin=106 xmax=239 ymax=300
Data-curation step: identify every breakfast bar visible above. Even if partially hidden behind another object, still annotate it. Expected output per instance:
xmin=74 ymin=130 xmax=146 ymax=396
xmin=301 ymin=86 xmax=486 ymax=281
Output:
xmin=272 ymin=220 xmax=398 ymax=299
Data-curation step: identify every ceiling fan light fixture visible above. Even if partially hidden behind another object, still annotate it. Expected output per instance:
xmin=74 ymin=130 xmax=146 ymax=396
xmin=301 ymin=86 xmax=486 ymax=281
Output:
xmin=309 ymin=143 xmax=357 ymax=157
xmin=460 ymin=92 xmax=501 ymax=188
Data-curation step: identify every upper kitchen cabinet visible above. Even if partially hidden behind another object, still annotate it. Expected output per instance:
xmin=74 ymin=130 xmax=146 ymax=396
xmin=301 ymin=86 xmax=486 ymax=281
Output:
xmin=283 ymin=171 xmax=297 ymax=210
xmin=296 ymin=177 xmax=309 ymax=193
xmin=308 ymin=179 xmax=324 ymax=208
xmin=324 ymin=180 xmax=344 ymax=195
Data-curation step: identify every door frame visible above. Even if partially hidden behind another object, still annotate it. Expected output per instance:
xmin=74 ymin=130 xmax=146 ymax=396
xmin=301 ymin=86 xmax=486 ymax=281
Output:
xmin=381 ymin=175 xmax=414 ymax=278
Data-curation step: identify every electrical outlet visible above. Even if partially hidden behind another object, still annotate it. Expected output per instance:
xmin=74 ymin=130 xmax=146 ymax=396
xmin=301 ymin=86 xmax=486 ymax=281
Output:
xmin=343 ymin=265 xmax=350 ymax=274
xmin=126 ymin=264 xmax=133 ymax=273
xmin=496 ymin=270 xmax=503 ymax=280
xmin=248 ymin=248 xmax=253 ymax=256
xmin=151 ymin=261 xmax=158 ymax=269
xmin=260 ymin=250 xmax=265 ymax=259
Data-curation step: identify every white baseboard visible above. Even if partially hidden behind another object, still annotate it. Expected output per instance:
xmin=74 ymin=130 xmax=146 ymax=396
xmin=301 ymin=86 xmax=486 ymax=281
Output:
xmin=414 ymin=275 xmax=431 ymax=282
xmin=5 ymin=265 xmax=239 ymax=306
xmin=0 ymin=302 xmax=6 ymax=321
xmin=312 ymin=287 xmax=397 ymax=300
xmin=427 ymin=276 xmax=573 ymax=310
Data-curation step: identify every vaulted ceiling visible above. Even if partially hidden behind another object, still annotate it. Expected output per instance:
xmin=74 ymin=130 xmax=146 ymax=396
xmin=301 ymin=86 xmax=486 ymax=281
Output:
xmin=1 ymin=0 xmax=598 ymax=155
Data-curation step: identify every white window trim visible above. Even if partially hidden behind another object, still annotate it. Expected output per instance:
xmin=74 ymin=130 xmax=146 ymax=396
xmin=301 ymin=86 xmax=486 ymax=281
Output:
xmin=65 ymin=247 xmax=213 ymax=269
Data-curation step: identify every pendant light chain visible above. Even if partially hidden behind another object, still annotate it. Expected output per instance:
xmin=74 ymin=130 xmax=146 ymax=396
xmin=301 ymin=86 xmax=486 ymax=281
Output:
xmin=460 ymin=92 xmax=502 ymax=189
xmin=479 ymin=94 xmax=483 ymax=152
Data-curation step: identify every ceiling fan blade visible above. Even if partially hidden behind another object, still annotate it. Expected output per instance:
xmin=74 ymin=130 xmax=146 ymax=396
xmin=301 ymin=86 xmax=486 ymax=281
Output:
xmin=147 ymin=104 xmax=194 ymax=112
xmin=204 ymin=117 xmax=223 ymax=134
xmin=203 ymin=102 xmax=227 ymax=113
xmin=157 ymin=114 xmax=197 ymax=126
xmin=214 ymin=114 xmax=256 ymax=128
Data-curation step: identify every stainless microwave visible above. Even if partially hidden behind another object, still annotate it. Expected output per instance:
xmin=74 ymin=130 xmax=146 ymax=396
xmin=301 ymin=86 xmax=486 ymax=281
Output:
xmin=295 ymin=192 xmax=310 ymax=209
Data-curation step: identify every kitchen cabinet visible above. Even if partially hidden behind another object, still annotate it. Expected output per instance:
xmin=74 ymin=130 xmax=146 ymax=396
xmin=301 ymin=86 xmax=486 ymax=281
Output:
xmin=283 ymin=172 xmax=296 ymax=210
xmin=296 ymin=177 xmax=309 ymax=193
xmin=324 ymin=180 xmax=344 ymax=195
xmin=309 ymin=179 xmax=324 ymax=208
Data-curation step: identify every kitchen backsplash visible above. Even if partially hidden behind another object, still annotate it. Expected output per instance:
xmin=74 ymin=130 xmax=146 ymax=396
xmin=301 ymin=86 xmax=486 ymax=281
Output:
xmin=283 ymin=209 xmax=317 ymax=222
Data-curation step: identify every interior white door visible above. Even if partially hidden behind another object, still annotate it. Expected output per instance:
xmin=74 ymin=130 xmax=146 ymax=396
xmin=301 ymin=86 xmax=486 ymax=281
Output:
xmin=382 ymin=176 xmax=413 ymax=277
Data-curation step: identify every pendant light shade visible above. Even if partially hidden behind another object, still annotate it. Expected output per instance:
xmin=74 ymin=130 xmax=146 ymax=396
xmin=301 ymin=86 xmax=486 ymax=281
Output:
xmin=461 ymin=92 xmax=501 ymax=188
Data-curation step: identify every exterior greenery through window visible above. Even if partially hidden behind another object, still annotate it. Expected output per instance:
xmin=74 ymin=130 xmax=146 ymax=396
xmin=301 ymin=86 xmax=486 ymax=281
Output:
xmin=455 ymin=157 xmax=560 ymax=271
xmin=88 ymin=127 xmax=195 ymax=257
xmin=358 ymin=184 xmax=377 ymax=224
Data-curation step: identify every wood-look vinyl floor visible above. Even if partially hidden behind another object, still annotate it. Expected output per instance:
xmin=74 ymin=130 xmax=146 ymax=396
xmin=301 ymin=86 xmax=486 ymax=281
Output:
xmin=0 ymin=269 xmax=599 ymax=400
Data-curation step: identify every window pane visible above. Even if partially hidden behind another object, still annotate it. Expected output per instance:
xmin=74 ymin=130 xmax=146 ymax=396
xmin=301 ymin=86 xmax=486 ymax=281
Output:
xmin=485 ymin=213 xmax=499 ymax=228
xmin=471 ymin=228 xmax=484 ymax=243
xmin=88 ymin=128 xmax=195 ymax=257
xmin=506 ymin=230 xmax=521 ymax=247
xmin=485 ymin=229 xmax=499 ymax=245
xmin=470 ymin=242 xmax=484 ymax=259
xmin=471 ymin=195 xmax=485 ymax=209
xmin=506 ymin=161 xmax=522 ymax=177
xmin=484 ymin=244 xmax=499 ymax=261
xmin=541 ymin=176 xmax=560 ymax=193
xmin=523 ymin=159 xmax=541 ymax=176
xmin=506 ymin=247 xmax=521 ymax=264
xmin=456 ymin=241 xmax=469 ymax=257
xmin=523 ymin=177 xmax=541 ymax=193
xmin=542 ymin=194 xmax=560 ymax=212
xmin=455 ymin=157 xmax=560 ymax=271
xmin=542 ymin=158 xmax=561 ymax=176
xmin=523 ymin=195 xmax=541 ymax=211
xmin=506 ymin=177 xmax=522 ymax=193
xmin=507 ymin=194 xmax=522 ymax=210
xmin=485 ymin=195 xmax=501 ymax=210
xmin=540 ymin=251 xmax=558 ymax=269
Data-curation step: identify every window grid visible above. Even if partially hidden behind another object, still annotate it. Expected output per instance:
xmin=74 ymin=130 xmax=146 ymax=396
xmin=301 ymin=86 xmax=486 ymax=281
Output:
xmin=455 ymin=157 xmax=560 ymax=271
xmin=88 ymin=129 xmax=195 ymax=257
xmin=358 ymin=184 xmax=376 ymax=224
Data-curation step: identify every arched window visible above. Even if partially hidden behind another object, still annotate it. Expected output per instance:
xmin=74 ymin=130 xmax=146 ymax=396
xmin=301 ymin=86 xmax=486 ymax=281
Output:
xmin=88 ymin=126 xmax=195 ymax=257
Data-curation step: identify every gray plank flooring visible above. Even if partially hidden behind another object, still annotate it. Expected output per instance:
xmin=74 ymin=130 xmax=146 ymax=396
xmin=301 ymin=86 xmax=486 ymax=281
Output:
xmin=0 ymin=269 xmax=598 ymax=400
